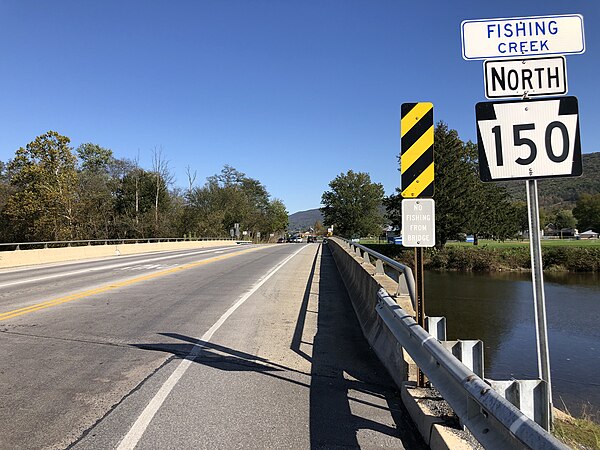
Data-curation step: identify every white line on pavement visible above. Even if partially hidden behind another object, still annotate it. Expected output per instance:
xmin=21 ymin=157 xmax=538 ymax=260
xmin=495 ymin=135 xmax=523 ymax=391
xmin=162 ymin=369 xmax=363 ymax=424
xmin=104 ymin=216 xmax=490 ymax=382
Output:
xmin=116 ymin=245 xmax=307 ymax=450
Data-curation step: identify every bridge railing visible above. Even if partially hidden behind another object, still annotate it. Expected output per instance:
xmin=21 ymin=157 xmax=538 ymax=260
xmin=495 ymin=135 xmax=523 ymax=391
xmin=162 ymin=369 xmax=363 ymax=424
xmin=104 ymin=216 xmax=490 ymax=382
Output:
xmin=331 ymin=237 xmax=566 ymax=449
xmin=0 ymin=237 xmax=237 ymax=251
xmin=338 ymin=239 xmax=416 ymax=307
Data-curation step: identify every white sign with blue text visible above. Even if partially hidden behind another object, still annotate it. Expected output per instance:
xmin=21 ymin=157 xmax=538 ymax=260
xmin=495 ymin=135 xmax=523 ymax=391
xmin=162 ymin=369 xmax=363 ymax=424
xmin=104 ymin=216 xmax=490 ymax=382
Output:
xmin=461 ymin=14 xmax=585 ymax=60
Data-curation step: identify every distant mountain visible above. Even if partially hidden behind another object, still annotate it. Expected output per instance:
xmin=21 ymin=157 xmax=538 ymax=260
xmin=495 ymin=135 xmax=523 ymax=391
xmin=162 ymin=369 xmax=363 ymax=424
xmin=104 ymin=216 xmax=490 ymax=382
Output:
xmin=501 ymin=152 xmax=600 ymax=209
xmin=288 ymin=208 xmax=323 ymax=231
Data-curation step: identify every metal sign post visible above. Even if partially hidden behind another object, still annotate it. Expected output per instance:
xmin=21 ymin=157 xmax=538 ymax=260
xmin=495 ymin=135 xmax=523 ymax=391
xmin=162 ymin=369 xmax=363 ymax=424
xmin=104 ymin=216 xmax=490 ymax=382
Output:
xmin=401 ymin=198 xmax=435 ymax=388
xmin=526 ymin=179 xmax=552 ymax=431
xmin=414 ymin=247 xmax=426 ymax=387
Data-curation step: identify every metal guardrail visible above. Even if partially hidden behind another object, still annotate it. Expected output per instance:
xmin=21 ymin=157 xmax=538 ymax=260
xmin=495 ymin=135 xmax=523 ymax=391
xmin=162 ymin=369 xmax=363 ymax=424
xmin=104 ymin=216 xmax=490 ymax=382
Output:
xmin=339 ymin=239 xmax=416 ymax=307
xmin=376 ymin=288 xmax=567 ymax=450
xmin=0 ymin=237 xmax=237 ymax=251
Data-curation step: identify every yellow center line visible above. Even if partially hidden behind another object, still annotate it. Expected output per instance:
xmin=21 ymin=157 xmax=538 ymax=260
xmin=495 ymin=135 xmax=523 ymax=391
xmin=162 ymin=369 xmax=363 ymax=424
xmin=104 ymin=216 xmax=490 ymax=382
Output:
xmin=0 ymin=246 xmax=262 ymax=322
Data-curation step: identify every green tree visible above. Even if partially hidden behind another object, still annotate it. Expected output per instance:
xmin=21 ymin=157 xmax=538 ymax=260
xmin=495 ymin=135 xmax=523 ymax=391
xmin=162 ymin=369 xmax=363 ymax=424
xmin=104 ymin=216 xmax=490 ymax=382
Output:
xmin=77 ymin=143 xmax=114 ymax=174
xmin=151 ymin=147 xmax=174 ymax=235
xmin=0 ymin=161 xmax=14 ymax=242
xmin=573 ymin=193 xmax=600 ymax=232
xmin=180 ymin=165 xmax=287 ymax=239
xmin=264 ymin=199 xmax=289 ymax=236
xmin=75 ymin=143 xmax=120 ymax=239
xmin=467 ymin=182 xmax=520 ymax=241
xmin=431 ymin=124 xmax=480 ymax=246
xmin=114 ymin=167 xmax=169 ymax=238
xmin=552 ymin=209 xmax=577 ymax=230
xmin=321 ymin=170 xmax=385 ymax=238
xmin=313 ymin=220 xmax=326 ymax=236
xmin=5 ymin=131 xmax=78 ymax=241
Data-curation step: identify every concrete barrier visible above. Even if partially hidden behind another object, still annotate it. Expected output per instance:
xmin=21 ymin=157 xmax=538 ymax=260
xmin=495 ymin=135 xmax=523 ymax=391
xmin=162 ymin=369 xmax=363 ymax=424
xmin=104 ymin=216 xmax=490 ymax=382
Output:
xmin=0 ymin=240 xmax=240 ymax=269
xmin=327 ymin=237 xmax=417 ymax=386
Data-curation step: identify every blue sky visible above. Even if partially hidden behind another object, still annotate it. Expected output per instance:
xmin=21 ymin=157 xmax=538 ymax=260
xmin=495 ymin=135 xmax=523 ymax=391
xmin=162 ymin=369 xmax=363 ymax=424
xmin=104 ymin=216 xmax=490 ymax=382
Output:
xmin=0 ymin=1 xmax=597 ymax=214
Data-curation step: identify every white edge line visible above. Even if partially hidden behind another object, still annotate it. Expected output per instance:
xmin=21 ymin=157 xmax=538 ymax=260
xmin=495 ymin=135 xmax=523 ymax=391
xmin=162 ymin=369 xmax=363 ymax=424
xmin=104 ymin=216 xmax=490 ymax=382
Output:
xmin=116 ymin=244 xmax=307 ymax=450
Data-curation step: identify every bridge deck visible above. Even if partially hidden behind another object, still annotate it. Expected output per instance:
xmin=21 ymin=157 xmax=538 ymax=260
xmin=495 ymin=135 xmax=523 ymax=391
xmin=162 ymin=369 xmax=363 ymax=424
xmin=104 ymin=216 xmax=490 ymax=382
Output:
xmin=73 ymin=244 xmax=424 ymax=449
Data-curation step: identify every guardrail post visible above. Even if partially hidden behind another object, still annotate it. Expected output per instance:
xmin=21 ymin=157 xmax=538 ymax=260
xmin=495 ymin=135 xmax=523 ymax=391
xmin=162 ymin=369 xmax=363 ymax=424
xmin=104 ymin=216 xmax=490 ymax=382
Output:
xmin=441 ymin=340 xmax=484 ymax=379
xmin=362 ymin=251 xmax=371 ymax=265
xmin=487 ymin=379 xmax=550 ymax=429
xmin=395 ymin=272 xmax=409 ymax=297
xmin=425 ymin=316 xmax=447 ymax=341
xmin=374 ymin=259 xmax=384 ymax=275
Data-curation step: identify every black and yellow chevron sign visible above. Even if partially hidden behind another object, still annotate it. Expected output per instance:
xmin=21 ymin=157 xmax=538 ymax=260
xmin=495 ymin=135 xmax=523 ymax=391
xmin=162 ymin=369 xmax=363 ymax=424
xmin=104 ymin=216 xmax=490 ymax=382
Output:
xmin=401 ymin=102 xmax=434 ymax=198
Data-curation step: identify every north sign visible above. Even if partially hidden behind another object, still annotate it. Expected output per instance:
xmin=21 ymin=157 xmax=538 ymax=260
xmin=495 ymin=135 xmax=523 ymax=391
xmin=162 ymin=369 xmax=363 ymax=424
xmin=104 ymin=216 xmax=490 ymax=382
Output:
xmin=484 ymin=56 xmax=567 ymax=99
xmin=401 ymin=199 xmax=435 ymax=247
xmin=476 ymin=96 xmax=582 ymax=182
xmin=461 ymin=14 xmax=585 ymax=60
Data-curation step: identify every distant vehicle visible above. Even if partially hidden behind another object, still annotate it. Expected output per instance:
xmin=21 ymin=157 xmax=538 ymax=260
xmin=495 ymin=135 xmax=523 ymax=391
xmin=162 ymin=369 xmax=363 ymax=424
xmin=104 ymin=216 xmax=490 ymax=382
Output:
xmin=294 ymin=236 xmax=303 ymax=243
xmin=277 ymin=237 xmax=285 ymax=243
xmin=307 ymin=236 xmax=317 ymax=243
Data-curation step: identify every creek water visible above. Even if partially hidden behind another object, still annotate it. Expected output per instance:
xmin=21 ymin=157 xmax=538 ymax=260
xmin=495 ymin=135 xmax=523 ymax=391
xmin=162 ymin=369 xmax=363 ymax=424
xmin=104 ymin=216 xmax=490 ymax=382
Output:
xmin=424 ymin=270 xmax=600 ymax=420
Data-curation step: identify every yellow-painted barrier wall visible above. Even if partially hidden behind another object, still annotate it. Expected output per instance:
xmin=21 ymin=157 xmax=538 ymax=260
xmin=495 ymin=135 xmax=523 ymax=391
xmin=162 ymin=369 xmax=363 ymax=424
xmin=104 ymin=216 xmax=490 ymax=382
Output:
xmin=0 ymin=240 xmax=240 ymax=269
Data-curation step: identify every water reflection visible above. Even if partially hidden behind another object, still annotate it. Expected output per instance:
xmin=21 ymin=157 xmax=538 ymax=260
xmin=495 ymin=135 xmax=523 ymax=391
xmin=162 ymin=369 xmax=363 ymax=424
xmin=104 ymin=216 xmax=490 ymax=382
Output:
xmin=425 ymin=271 xmax=600 ymax=419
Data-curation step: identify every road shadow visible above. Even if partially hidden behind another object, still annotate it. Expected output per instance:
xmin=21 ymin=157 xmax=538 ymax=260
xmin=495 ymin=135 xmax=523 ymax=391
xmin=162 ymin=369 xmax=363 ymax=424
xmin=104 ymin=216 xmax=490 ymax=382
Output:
xmin=132 ymin=334 xmax=311 ymax=390
xmin=306 ymin=242 xmax=425 ymax=449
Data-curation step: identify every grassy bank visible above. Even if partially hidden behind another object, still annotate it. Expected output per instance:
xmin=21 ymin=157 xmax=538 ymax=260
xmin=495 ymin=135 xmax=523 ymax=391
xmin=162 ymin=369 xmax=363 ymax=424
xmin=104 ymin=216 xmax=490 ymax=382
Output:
xmin=363 ymin=242 xmax=600 ymax=272
xmin=554 ymin=407 xmax=600 ymax=449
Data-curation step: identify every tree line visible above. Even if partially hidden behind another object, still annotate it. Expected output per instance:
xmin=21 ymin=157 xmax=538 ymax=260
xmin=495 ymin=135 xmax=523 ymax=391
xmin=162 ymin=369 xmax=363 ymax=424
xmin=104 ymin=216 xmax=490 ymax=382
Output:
xmin=321 ymin=122 xmax=600 ymax=247
xmin=0 ymin=131 xmax=288 ymax=243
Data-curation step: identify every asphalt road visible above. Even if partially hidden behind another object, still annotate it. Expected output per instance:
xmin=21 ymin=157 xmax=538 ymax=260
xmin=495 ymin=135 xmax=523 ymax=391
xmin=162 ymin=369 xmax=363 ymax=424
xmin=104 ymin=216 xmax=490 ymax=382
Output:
xmin=0 ymin=243 xmax=424 ymax=449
